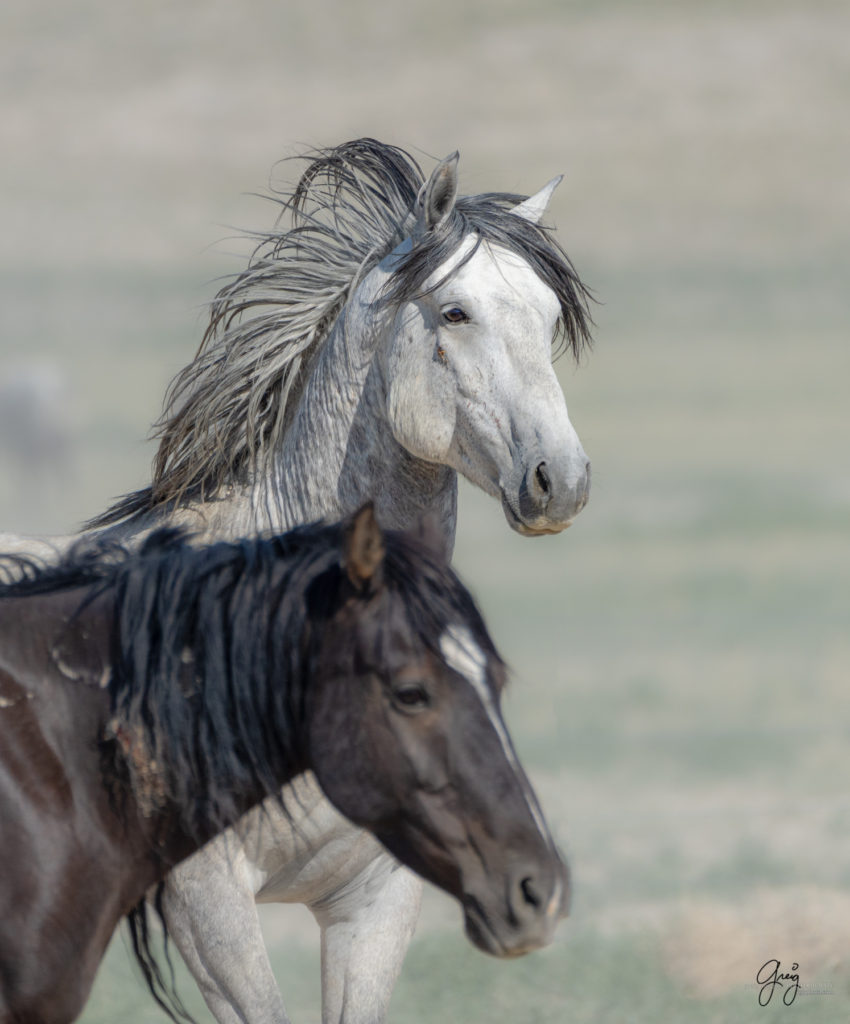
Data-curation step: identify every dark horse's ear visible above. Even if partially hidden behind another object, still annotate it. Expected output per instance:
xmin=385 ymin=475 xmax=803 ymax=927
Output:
xmin=343 ymin=503 xmax=386 ymax=592
xmin=414 ymin=151 xmax=459 ymax=235
xmin=407 ymin=511 xmax=450 ymax=565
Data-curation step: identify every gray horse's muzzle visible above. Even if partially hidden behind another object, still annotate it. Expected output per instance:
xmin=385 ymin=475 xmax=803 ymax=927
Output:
xmin=502 ymin=454 xmax=591 ymax=535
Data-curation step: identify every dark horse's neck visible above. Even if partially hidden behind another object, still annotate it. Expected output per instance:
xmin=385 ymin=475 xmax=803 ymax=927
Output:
xmin=0 ymin=580 xmax=308 ymax=876
xmin=0 ymin=533 xmax=323 ymax=1022
xmin=0 ymin=529 xmax=322 ymax=862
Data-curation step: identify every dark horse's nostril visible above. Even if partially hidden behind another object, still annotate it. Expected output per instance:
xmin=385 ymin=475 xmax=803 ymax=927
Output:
xmin=534 ymin=461 xmax=550 ymax=497
xmin=520 ymin=876 xmax=542 ymax=908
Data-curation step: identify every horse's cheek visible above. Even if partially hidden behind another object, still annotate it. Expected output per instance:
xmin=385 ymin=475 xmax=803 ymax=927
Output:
xmin=308 ymin=708 xmax=359 ymax=820
xmin=387 ymin=360 xmax=455 ymax=463
xmin=307 ymin=682 xmax=388 ymax=826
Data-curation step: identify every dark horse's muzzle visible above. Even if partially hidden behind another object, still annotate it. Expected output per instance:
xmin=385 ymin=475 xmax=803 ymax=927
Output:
xmin=462 ymin=851 xmax=570 ymax=958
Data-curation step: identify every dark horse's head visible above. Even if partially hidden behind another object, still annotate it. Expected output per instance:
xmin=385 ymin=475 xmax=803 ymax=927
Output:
xmin=309 ymin=507 xmax=569 ymax=956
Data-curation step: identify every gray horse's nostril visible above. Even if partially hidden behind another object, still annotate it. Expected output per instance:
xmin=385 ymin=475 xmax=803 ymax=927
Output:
xmin=515 ymin=455 xmax=591 ymax=527
xmin=518 ymin=461 xmax=553 ymax=520
xmin=520 ymin=876 xmax=542 ymax=909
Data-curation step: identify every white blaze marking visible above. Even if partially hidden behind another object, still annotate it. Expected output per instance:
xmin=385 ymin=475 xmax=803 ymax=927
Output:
xmin=439 ymin=624 xmax=551 ymax=846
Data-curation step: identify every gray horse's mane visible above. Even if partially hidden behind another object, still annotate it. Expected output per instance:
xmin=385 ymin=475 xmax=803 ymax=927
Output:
xmin=90 ymin=138 xmax=592 ymax=528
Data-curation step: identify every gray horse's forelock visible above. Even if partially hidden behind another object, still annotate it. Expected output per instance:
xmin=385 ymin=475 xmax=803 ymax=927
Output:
xmin=387 ymin=193 xmax=594 ymax=360
xmin=89 ymin=139 xmax=593 ymax=526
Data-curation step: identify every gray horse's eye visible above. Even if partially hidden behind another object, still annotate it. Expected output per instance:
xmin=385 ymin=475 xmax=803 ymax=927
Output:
xmin=442 ymin=307 xmax=469 ymax=324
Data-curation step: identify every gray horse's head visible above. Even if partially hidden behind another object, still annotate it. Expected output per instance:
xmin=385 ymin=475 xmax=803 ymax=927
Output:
xmin=86 ymin=141 xmax=593 ymax=540
xmin=378 ymin=154 xmax=592 ymax=536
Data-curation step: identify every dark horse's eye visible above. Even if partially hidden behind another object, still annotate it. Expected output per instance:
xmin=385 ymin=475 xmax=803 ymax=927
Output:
xmin=442 ymin=306 xmax=469 ymax=324
xmin=392 ymin=682 xmax=431 ymax=711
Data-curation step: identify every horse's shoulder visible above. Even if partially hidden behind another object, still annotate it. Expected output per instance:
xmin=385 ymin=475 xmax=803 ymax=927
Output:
xmin=0 ymin=586 xmax=113 ymax=692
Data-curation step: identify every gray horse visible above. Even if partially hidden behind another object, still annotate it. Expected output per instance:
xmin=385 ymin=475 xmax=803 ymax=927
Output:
xmin=3 ymin=139 xmax=593 ymax=1023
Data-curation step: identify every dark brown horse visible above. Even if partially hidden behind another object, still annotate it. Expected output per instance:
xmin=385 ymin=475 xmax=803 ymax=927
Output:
xmin=0 ymin=507 xmax=568 ymax=1024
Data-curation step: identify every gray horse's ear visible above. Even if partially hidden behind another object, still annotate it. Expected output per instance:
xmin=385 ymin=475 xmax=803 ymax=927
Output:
xmin=415 ymin=151 xmax=460 ymax=234
xmin=408 ymin=512 xmax=450 ymax=565
xmin=344 ymin=503 xmax=386 ymax=591
xmin=511 ymin=175 xmax=563 ymax=224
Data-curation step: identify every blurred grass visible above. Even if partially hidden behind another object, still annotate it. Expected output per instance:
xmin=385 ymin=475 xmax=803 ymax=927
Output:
xmin=83 ymin=923 xmax=849 ymax=1024
xmin=2 ymin=0 xmax=849 ymax=1020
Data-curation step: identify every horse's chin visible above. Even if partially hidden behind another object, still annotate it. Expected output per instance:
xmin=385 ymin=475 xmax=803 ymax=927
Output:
xmin=514 ymin=521 xmax=572 ymax=538
xmin=499 ymin=494 xmax=573 ymax=537
xmin=462 ymin=901 xmax=551 ymax=959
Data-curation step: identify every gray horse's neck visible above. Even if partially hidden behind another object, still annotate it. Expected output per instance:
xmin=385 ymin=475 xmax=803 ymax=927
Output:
xmin=263 ymin=287 xmax=458 ymax=547
xmin=105 ymin=263 xmax=458 ymax=550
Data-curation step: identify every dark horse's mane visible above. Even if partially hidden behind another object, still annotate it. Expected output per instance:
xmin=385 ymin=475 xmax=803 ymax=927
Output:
xmin=0 ymin=522 xmax=496 ymax=839
xmin=0 ymin=520 xmax=498 ymax=1020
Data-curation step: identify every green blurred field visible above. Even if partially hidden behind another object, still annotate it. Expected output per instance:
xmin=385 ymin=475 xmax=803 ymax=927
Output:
xmin=1 ymin=1 xmax=848 ymax=1020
